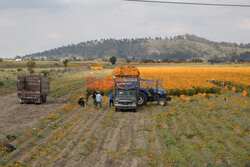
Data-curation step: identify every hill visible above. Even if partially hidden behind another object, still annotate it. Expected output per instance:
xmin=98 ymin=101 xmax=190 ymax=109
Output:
xmin=23 ymin=34 xmax=250 ymax=62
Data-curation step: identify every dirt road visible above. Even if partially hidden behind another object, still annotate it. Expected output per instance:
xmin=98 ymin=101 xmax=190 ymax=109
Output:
xmin=0 ymin=92 xmax=65 ymax=141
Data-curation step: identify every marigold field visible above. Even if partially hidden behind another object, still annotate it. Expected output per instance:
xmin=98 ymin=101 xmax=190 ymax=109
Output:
xmin=87 ymin=67 xmax=250 ymax=96
xmin=0 ymin=65 xmax=249 ymax=167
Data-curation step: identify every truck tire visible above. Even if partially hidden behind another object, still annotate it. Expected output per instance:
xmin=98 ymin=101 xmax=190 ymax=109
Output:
xmin=115 ymin=107 xmax=118 ymax=112
xmin=158 ymin=98 xmax=167 ymax=106
xmin=138 ymin=92 xmax=147 ymax=106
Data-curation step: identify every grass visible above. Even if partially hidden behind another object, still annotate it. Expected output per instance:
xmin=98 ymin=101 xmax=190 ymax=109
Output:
xmin=0 ymin=66 xmax=100 ymax=96
xmin=0 ymin=61 xmax=63 ymax=69
xmin=49 ymin=69 xmax=108 ymax=98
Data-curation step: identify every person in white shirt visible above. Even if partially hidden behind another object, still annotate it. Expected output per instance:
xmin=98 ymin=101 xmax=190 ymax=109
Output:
xmin=95 ymin=93 xmax=102 ymax=109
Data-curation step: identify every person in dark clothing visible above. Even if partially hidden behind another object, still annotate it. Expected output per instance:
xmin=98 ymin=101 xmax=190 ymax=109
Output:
xmin=85 ymin=89 xmax=90 ymax=105
xmin=4 ymin=144 xmax=16 ymax=152
xmin=78 ymin=97 xmax=85 ymax=107
xmin=92 ymin=90 xmax=97 ymax=106
xmin=109 ymin=90 xmax=114 ymax=107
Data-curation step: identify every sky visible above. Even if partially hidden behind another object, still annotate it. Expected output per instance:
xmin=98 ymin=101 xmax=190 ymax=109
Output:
xmin=0 ymin=0 xmax=250 ymax=58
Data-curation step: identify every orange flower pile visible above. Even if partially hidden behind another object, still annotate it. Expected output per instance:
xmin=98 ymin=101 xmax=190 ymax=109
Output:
xmin=232 ymin=87 xmax=236 ymax=93
xmin=180 ymin=95 xmax=191 ymax=101
xmin=68 ymin=63 xmax=101 ymax=67
xmin=201 ymin=93 xmax=207 ymax=98
xmin=86 ymin=76 xmax=113 ymax=91
xmin=242 ymin=90 xmax=248 ymax=97
xmin=113 ymin=66 xmax=140 ymax=76
xmin=185 ymin=97 xmax=191 ymax=102
xmin=180 ymin=95 xmax=185 ymax=100
xmin=91 ymin=66 xmax=103 ymax=70
xmin=0 ymin=60 xmax=14 ymax=64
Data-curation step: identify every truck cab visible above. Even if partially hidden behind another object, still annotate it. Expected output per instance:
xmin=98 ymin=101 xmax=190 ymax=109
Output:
xmin=114 ymin=77 xmax=138 ymax=112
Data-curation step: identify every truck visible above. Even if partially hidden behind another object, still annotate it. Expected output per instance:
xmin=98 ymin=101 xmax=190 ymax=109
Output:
xmin=114 ymin=76 xmax=139 ymax=112
xmin=113 ymin=66 xmax=171 ymax=112
xmin=17 ymin=75 xmax=50 ymax=104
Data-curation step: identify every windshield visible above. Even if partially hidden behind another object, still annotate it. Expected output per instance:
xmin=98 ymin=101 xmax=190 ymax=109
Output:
xmin=117 ymin=90 xmax=136 ymax=98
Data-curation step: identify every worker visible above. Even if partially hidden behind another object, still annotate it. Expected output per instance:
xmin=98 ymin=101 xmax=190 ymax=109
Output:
xmin=207 ymin=79 xmax=216 ymax=85
xmin=92 ymin=90 xmax=97 ymax=106
xmin=212 ymin=78 xmax=215 ymax=84
xmin=78 ymin=97 xmax=85 ymax=107
xmin=95 ymin=92 xmax=102 ymax=109
xmin=109 ymin=90 xmax=114 ymax=107
xmin=85 ymin=89 xmax=90 ymax=105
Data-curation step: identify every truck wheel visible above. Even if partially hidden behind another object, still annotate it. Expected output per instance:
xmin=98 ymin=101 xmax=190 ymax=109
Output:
xmin=158 ymin=98 xmax=167 ymax=106
xmin=138 ymin=92 xmax=147 ymax=106
xmin=115 ymin=107 xmax=118 ymax=112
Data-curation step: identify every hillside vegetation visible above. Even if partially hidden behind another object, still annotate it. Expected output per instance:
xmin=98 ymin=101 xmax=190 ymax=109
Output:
xmin=23 ymin=34 xmax=250 ymax=62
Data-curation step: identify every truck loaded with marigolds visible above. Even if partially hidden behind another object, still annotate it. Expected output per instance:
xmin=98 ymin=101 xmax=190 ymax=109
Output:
xmin=113 ymin=66 xmax=171 ymax=112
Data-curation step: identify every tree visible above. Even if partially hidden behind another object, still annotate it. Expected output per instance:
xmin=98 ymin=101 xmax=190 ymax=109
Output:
xmin=15 ymin=55 xmax=21 ymax=59
xmin=41 ymin=70 xmax=50 ymax=78
xmin=0 ymin=58 xmax=3 ymax=62
xmin=140 ymin=58 xmax=155 ymax=63
xmin=126 ymin=59 xmax=131 ymax=63
xmin=109 ymin=56 xmax=117 ymax=65
xmin=63 ymin=59 xmax=69 ymax=67
xmin=26 ymin=60 xmax=36 ymax=74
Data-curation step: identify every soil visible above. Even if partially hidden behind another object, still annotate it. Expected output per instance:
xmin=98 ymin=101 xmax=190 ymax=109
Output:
xmin=0 ymin=92 xmax=65 ymax=141
xmin=46 ymin=103 xmax=150 ymax=167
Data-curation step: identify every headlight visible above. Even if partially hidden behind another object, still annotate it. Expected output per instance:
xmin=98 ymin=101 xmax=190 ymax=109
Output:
xmin=132 ymin=101 xmax=136 ymax=105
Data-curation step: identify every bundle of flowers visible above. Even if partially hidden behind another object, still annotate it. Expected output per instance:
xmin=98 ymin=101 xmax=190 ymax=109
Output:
xmin=113 ymin=66 xmax=140 ymax=76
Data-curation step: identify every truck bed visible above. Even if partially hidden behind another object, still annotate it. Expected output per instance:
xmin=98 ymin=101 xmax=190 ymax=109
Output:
xmin=17 ymin=75 xmax=50 ymax=104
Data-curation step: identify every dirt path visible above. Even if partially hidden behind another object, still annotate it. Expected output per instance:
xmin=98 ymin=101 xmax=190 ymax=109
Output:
xmin=0 ymin=92 xmax=65 ymax=141
xmin=67 ymin=105 xmax=150 ymax=167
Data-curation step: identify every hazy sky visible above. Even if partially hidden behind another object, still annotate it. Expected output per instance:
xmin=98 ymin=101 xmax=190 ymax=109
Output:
xmin=0 ymin=0 xmax=250 ymax=58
